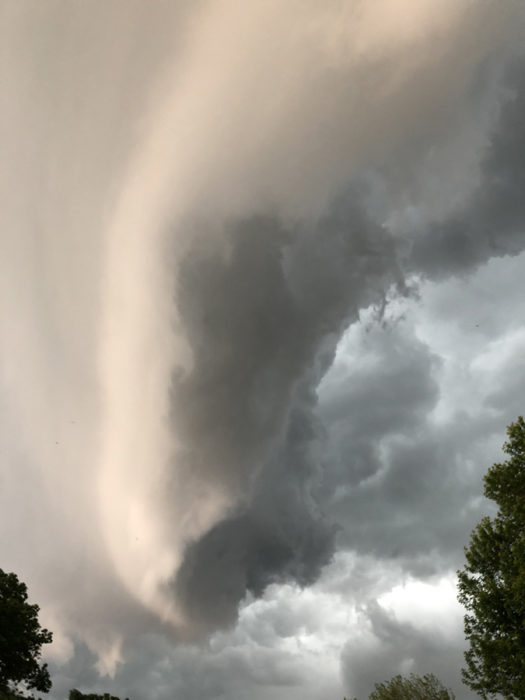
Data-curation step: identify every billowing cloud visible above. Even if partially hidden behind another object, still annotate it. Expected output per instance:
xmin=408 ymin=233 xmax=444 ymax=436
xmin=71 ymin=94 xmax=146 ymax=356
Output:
xmin=171 ymin=200 xmax=397 ymax=633
xmin=409 ymin=58 xmax=525 ymax=277
xmin=1 ymin=1 xmax=525 ymax=698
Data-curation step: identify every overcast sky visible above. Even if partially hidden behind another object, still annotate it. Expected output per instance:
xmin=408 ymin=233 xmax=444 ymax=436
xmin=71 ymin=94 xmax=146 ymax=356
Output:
xmin=1 ymin=2 xmax=525 ymax=699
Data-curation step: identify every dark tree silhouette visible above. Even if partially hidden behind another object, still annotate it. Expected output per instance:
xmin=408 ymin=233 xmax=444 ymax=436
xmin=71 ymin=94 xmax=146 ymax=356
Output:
xmin=0 ymin=569 xmax=52 ymax=697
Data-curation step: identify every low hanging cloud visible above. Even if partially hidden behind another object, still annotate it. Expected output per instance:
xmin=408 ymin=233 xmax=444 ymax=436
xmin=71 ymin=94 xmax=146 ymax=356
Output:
xmin=2 ymin=1 xmax=525 ymax=695
xmin=171 ymin=199 xmax=398 ymax=634
xmin=409 ymin=58 xmax=525 ymax=278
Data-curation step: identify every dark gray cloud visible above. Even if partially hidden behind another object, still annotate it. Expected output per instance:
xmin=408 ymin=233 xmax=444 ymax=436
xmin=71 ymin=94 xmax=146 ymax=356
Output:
xmin=170 ymin=198 xmax=402 ymax=633
xmin=409 ymin=59 xmax=525 ymax=278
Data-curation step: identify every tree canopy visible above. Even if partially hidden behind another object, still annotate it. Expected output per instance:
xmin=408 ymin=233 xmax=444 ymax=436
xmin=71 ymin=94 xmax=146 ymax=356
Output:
xmin=69 ymin=690 xmax=129 ymax=700
xmin=457 ymin=416 xmax=525 ymax=699
xmin=368 ymin=673 xmax=454 ymax=699
xmin=0 ymin=569 xmax=52 ymax=697
xmin=345 ymin=672 xmax=455 ymax=700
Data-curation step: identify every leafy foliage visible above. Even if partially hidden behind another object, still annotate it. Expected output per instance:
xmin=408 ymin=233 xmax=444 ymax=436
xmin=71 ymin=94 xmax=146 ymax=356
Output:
xmin=0 ymin=570 xmax=52 ymax=696
xmin=369 ymin=673 xmax=454 ymax=699
xmin=457 ymin=416 xmax=525 ymax=699
xmin=345 ymin=673 xmax=454 ymax=699
xmin=0 ymin=689 xmax=32 ymax=700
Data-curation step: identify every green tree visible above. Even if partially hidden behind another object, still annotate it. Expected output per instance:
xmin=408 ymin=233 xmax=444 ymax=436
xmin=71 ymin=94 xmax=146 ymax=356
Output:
xmin=0 ymin=569 xmax=52 ymax=697
xmin=457 ymin=416 xmax=525 ymax=699
xmin=352 ymin=672 xmax=455 ymax=699
xmin=344 ymin=673 xmax=454 ymax=699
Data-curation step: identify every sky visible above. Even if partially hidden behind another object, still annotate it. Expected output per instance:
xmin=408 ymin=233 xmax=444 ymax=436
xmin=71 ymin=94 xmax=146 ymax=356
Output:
xmin=1 ymin=1 xmax=525 ymax=699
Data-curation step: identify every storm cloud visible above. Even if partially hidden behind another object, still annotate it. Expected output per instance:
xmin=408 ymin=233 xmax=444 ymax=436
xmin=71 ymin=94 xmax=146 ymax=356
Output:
xmin=409 ymin=58 xmax=525 ymax=277
xmin=171 ymin=200 xmax=398 ymax=633
xmin=2 ymin=2 xmax=525 ymax=699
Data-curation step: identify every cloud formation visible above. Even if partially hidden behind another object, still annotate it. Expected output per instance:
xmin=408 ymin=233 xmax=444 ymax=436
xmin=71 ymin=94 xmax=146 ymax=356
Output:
xmin=409 ymin=59 xmax=525 ymax=277
xmin=171 ymin=201 xmax=397 ymax=633
xmin=2 ymin=1 xmax=525 ymax=698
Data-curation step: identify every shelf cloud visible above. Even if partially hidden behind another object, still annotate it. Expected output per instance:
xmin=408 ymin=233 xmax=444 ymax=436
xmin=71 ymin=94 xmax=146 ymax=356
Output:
xmin=2 ymin=2 xmax=525 ymax=698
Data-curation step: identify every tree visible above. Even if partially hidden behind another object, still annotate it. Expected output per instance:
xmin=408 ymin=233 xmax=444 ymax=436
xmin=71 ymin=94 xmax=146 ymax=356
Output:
xmin=457 ymin=416 xmax=525 ymax=699
xmin=69 ymin=691 xmax=130 ymax=700
xmin=0 ymin=569 xmax=52 ymax=697
xmin=352 ymin=672 xmax=455 ymax=699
